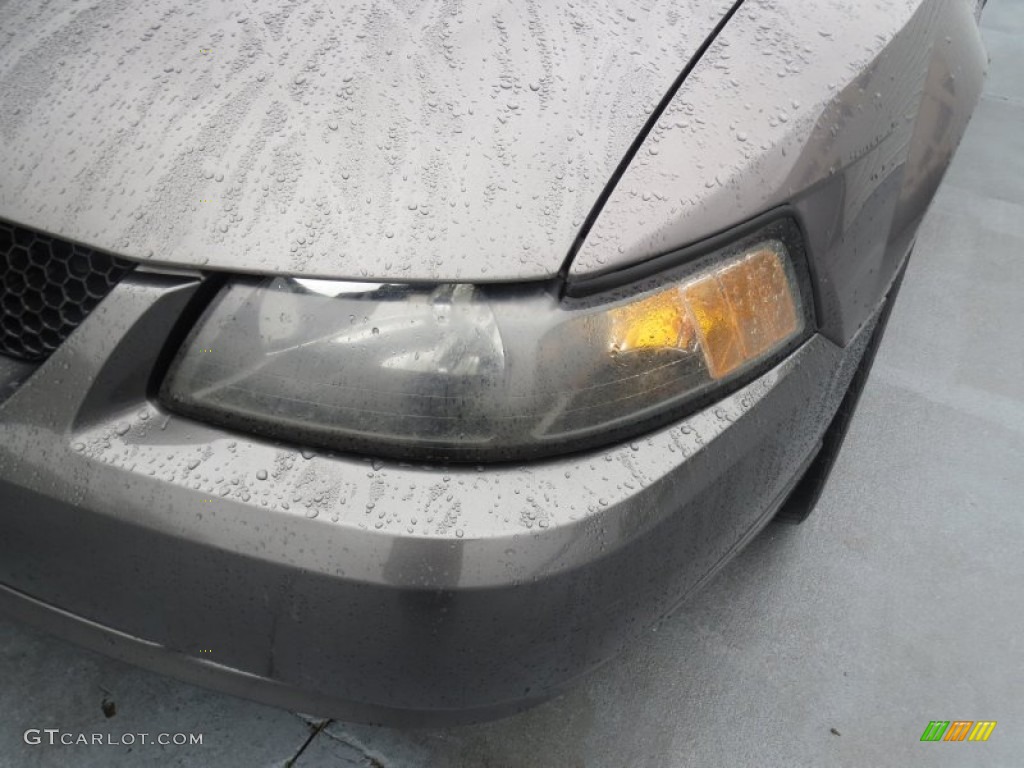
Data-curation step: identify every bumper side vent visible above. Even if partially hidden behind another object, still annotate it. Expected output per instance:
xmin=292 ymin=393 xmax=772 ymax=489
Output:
xmin=0 ymin=221 xmax=135 ymax=362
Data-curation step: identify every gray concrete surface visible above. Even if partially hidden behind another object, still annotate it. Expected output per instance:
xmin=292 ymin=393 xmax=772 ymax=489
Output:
xmin=2 ymin=2 xmax=1022 ymax=766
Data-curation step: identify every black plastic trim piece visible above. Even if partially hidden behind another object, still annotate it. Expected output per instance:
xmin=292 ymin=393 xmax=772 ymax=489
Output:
xmin=773 ymin=249 xmax=912 ymax=523
xmin=0 ymin=218 xmax=137 ymax=363
xmin=567 ymin=206 xmax=802 ymax=295
xmin=146 ymin=271 xmax=229 ymax=402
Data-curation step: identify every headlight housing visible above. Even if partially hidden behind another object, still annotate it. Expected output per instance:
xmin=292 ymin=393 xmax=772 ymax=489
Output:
xmin=161 ymin=218 xmax=813 ymax=462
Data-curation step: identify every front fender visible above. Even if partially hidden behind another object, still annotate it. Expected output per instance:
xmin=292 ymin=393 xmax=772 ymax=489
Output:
xmin=570 ymin=0 xmax=986 ymax=345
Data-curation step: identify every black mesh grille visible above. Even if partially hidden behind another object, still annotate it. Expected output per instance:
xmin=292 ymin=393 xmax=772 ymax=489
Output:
xmin=0 ymin=221 xmax=135 ymax=362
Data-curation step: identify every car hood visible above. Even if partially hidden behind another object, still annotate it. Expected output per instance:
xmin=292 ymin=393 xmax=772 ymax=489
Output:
xmin=0 ymin=0 xmax=733 ymax=282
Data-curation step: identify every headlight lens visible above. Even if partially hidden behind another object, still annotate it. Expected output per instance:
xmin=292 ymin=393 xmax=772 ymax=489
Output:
xmin=161 ymin=220 xmax=811 ymax=461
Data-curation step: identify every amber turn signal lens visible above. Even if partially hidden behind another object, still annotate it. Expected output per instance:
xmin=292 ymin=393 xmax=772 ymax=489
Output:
xmin=684 ymin=246 xmax=799 ymax=378
xmin=609 ymin=287 xmax=696 ymax=354
xmin=608 ymin=242 xmax=800 ymax=379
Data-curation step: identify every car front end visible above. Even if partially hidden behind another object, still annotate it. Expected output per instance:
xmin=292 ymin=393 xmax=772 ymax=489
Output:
xmin=0 ymin=0 xmax=986 ymax=724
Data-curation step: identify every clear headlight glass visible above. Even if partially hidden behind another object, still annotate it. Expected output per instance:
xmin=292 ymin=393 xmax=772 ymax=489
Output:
xmin=161 ymin=220 xmax=812 ymax=461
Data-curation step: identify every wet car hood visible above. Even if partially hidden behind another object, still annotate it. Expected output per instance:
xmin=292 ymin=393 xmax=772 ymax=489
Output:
xmin=0 ymin=0 xmax=733 ymax=282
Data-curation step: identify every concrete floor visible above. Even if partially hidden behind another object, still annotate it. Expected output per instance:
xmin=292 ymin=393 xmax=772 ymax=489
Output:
xmin=2 ymin=2 xmax=1022 ymax=766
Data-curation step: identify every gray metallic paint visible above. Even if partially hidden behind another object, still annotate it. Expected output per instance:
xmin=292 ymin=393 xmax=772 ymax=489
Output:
xmin=571 ymin=0 xmax=986 ymax=344
xmin=0 ymin=0 xmax=986 ymax=724
xmin=0 ymin=271 xmax=877 ymax=723
xmin=0 ymin=0 xmax=733 ymax=282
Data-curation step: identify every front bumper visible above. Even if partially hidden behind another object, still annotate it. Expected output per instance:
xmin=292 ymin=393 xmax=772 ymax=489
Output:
xmin=0 ymin=271 xmax=881 ymax=725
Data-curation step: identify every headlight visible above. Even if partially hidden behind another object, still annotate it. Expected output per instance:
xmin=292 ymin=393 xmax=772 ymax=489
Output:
xmin=161 ymin=218 xmax=812 ymax=461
